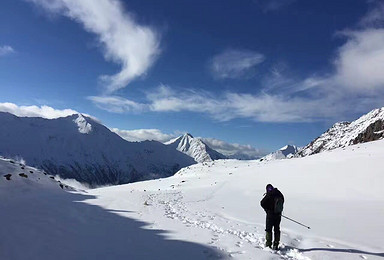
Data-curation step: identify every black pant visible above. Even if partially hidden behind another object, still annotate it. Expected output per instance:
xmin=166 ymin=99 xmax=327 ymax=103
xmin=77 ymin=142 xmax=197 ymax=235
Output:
xmin=266 ymin=213 xmax=281 ymax=235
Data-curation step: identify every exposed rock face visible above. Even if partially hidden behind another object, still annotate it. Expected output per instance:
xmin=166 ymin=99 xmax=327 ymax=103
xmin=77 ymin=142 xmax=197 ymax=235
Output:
xmin=299 ymin=108 xmax=384 ymax=157
xmin=352 ymin=120 xmax=384 ymax=144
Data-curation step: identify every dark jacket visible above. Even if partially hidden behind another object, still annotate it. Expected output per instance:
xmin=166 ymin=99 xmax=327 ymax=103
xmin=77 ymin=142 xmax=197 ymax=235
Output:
xmin=260 ymin=188 xmax=284 ymax=215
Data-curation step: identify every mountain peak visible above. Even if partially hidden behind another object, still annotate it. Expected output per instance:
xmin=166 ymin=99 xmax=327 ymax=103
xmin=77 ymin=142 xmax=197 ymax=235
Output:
xmin=165 ymin=133 xmax=225 ymax=163
xmin=261 ymin=144 xmax=298 ymax=161
xmin=183 ymin=133 xmax=194 ymax=138
xmin=299 ymin=107 xmax=384 ymax=157
xmin=73 ymin=114 xmax=92 ymax=134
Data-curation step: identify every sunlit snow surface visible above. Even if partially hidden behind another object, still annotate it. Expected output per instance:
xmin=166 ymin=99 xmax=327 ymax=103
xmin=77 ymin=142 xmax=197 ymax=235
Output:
xmin=1 ymin=140 xmax=384 ymax=259
xmin=299 ymin=107 xmax=384 ymax=156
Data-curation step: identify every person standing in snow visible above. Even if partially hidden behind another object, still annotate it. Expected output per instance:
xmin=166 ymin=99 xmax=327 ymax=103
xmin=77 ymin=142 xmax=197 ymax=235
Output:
xmin=260 ymin=184 xmax=284 ymax=250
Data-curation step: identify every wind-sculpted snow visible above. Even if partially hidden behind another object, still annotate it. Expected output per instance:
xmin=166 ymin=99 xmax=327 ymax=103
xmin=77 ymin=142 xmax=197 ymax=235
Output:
xmin=0 ymin=112 xmax=195 ymax=186
xmin=166 ymin=133 xmax=226 ymax=163
xmin=299 ymin=107 xmax=384 ymax=156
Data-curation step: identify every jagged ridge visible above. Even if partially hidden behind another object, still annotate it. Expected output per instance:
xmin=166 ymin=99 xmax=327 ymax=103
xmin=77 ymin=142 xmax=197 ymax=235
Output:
xmin=165 ymin=133 xmax=226 ymax=163
xmin=299 ymin=107 xmax=384 ymax=157
xmin=0 ymin=112 xmax=195 ymax=186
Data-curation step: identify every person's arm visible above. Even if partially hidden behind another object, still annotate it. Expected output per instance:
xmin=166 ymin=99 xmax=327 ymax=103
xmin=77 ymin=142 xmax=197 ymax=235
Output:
xmin=260 ymin=194 xmax=270 ymax=211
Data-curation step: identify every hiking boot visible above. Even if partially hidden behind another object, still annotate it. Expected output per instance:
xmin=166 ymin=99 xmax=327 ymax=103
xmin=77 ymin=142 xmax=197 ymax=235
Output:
xmin=265 ymin=232 xmax=272 ymax=248
xmin=272 ymin=242 xmax=279 ymax=250
xmin=273 ymin=231 xmax=280 ymax=250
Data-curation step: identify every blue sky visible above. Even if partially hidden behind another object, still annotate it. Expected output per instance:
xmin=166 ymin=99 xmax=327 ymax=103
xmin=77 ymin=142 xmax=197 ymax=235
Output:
xmin=1 ymin=0 xmax=384 ymax=155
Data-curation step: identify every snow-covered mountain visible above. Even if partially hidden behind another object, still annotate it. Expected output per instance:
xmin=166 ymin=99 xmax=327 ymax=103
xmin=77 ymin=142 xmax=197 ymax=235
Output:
xmin=165 ymin=133 xmax=226 ymax=163
xmin=0 ymin=112 xmax=195 ymax=186
xmin=299 ymin=107 xmax=384 ymax=157
xmin=2 ymin=128 xmax=384 ymax=259
xmin=260 ymin=144 xmax=298 ymax=161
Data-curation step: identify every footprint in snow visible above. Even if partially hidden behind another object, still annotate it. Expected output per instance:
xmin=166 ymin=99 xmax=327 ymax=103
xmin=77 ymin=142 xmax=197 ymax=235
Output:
xmin=228 ymin=251 xmax=245 ymax=257
xmin=236 ymin=241 xmax=243 ymax=247
xmin=360 ymin=255 xmax=368 ymax=259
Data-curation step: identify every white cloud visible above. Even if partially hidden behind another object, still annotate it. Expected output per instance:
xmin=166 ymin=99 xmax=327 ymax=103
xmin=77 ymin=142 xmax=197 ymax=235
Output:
xmin=0 ymin=45 xmax=15 ymax=56
xmin=89 ymin=2 xmax=384 ymax=123
xmin=27 ymin=0 xmax=160 ymax=93
xmin=333 ymin=29 xmax=384 ymax=92
xmin=89 ymin=85 xmax=345 ymax=122
xmin=87 ymin=95 xmax=147 ymax=113
xmin=111 ymin=128 xmax=174 ymax=143
xmin=0 ymin=102 xmax=79 ymax=119
xmin=201 ymin=137 xmax=266 ymax=159
xmin=209 ymin=49 xmax=265 ymax=79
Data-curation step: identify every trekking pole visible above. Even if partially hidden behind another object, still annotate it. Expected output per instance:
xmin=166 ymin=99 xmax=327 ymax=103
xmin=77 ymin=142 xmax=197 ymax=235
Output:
xmin=281 ymin=214 xmax=311 ymax=229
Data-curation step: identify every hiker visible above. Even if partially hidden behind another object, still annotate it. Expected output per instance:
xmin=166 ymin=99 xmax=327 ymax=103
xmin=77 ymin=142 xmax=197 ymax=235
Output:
xmin=260 ymin=184 xmax=284 ymax=250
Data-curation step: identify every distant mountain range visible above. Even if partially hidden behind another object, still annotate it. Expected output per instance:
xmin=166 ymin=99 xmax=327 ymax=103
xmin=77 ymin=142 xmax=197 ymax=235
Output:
xmin=1 ymin=107 xmax=383 ymax=185
xmin=0 ymin=112 xmax=195 ymax=186
xmin=259 ymin=107 xmax=384 ymax=161
xmin=165 ymin=133 xmax=226 ymax=163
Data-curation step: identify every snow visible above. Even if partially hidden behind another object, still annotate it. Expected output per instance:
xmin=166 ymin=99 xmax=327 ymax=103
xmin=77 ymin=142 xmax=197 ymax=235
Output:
xmin=165 ymin=133 xmax=226 ymax=163
xmin=299 ymin=107 xmax=384 ymax=156
xmin=1 ymin=138 xmax=384 ymax=259
xmin=0 ymin=112 xmax=195 ymax=186
xmin=262 ymin=144 xmax=298 ymax=161
xmin=73 ymin=113 xmax=92 ymax=134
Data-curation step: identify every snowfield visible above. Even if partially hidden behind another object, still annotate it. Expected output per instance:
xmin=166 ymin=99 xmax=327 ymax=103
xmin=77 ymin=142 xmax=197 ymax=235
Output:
xmin=1 ymin=139 xmax=384 ymax=259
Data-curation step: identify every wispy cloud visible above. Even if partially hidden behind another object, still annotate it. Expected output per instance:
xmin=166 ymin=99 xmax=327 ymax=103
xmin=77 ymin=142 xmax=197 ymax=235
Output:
xmin=0 ymin=45 xmax=15 ymax=56
xmin=358 ymin=1 xmax=384 ymax=28
xmin=90 ymin=2 xmax=384 ymax=123
xmin=111 ymin=128 xmax=174 ymax=143
xmin=255 ymin=0 xmax=296 ymax=12
xmin=209 ymin=49 xmax=265 ymax=80
xmin=0 ymin=102 xmax=79 ymax=119
xmin=201 ymin=137 xmax=266 ymax=158
xmin=87 ymin=95 xmax=147 ymax=113
xmin=27 ymin=0 xmax=160 ymax=93
xmin=89 ymin=85 xmax=342 ymax=123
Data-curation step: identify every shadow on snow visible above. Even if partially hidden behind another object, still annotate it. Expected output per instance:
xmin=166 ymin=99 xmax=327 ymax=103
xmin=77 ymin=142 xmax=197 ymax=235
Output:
xmin=0 ymin=189 xmax=227 ymax=260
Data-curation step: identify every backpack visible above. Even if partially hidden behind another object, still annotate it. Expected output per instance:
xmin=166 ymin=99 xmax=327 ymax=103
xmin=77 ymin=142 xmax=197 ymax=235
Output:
xmin=274 ymin=197 xmax=284 ymax=214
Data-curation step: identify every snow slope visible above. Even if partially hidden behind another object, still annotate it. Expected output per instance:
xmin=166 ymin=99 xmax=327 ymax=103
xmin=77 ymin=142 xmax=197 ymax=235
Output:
xmin=84 ymin=139 xmax=384 ymax=259
xmin=261 ymin=145 xmax=298 ymax=161
xmin=299 ymin=107 xmax=384 ymax=156
xmin=0 ymin=157 xmax=221 ymax=260
xmin=0 ymin=156 xmax=73 ymax=191
xmin=165 ymin=133 xmax=226 ymax=163
xmin=1 ymin=138 xmax=383 ymax=259
xmin=0 ymin=112 xmax=195 ymax=186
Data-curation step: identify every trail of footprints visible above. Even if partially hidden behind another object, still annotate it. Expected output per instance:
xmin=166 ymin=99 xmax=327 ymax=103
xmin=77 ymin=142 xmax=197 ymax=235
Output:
xmin=146 ymin=192 xmax=311 ymax=259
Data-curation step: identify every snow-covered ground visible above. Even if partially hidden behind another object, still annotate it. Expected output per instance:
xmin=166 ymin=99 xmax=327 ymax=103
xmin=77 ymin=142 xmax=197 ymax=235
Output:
xmin=1 ymin=140 xmax=384 ymax=259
